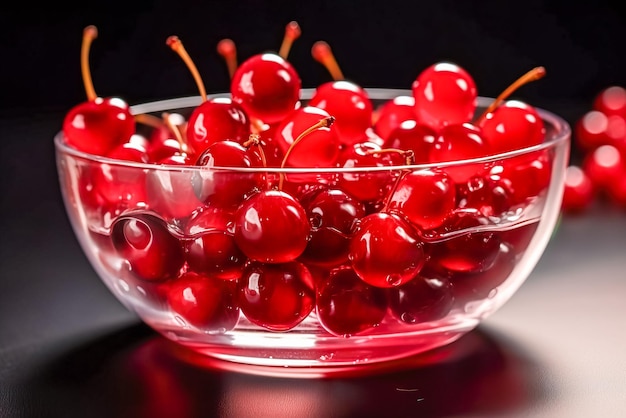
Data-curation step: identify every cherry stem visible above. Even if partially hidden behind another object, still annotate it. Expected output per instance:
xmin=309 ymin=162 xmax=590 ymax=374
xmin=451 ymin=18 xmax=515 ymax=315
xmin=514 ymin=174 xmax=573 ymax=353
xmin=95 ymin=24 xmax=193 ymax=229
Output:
xmin=162 ymin=112 xmax=191 ymax=155
xmin=278 ymin=21 xmax=301 ymax=60
xmin=134 ymin=113 xmax=165 ymax=129
xmin=217 ymin=38 xmax=237 ymax=80
xmin=365 ymin=148 xmax=415 ymax=166
xmin=167 ymin=36 xmax=207 ymax=102
xmin=278 ymin=116 xmax=336 ymax=190
xmin=363 ymin=148 xmax=415 ymax=212
xmin=312 ymin=41 xmax=344 ymax=81
xmin=476 ymin=66 xmax=546 ymax=123
xmin=81 ymin=25 xmax=98 ymax=101
xmin=243 ymin=134 xmax=268 ymax=168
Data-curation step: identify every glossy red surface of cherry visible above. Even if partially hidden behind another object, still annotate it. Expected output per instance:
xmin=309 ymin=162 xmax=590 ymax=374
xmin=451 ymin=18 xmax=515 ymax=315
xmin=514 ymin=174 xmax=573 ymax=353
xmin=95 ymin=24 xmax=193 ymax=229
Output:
xmin=593 ymin=86 xmax=626 ymax=117
xmin=274 ymin=106 xmax=341 ymax=168
xmin=582 ymin=144 xmax=624 ymax=192
xmin=110 ymin=212 xmax=185 ymax=281
xmin=308 ymin=80 xmax=373 ymax=146
xmin=63 ymin=97 xmax=135 ymax=156
xmin=238 ymin=261 xmax=315 ymax=331
xmin=373 ymin=95 xmax=417 ymax=141
xmin=167 ymin=271 xmax=240 ymax=331
xmin=478 ymin=100 xmax=545 ymax=154
xmin=234 ymin=190 xmax=310 ymax=263
xmin=412 ymin=62 xmax=477 ymax=131
xmin=186 ymin=97 xmax=251 ymax=154
xmin=186 ymin=230 xmax=246 ymax=280
xmin=336 ymin=141 xmax=402 ymax=207
xmin=429 ymin=122 xmax=489 ymax=184
xmin=387 ymin=168 xmax=457 ymax=231
xmin=193 ymin=140 xmax=265 ymax=209
xmin=145 ymin=152 xmax=203 ymax=220
xmin=562 ymin=165 xmax=595 ymax=213
xmin=349 ymin=212 xmax=426 ymax=288
xmin=316 ymin=266 xmax=388 ymax=336
xmin=457 ymin=172 xmax=514 ymax=218
xmin=299 ymin=187 xmax=367 ymax=267
xmin=388 ymin=272 xmax=454 ymax=324
xmin=448 ymin=242 xmax=516 ymax=307
xmin=93 ymin=143 xmax=149 ymax=208
xmin=427 ymin=208 xmax=502 ymax=274
xmin=382 ymin=120 xmax=436 ymax=163
xmin=489 ymin=150 xmax=552 ymax=207
xmin=230 ymin=53 xmax=301 ymax=124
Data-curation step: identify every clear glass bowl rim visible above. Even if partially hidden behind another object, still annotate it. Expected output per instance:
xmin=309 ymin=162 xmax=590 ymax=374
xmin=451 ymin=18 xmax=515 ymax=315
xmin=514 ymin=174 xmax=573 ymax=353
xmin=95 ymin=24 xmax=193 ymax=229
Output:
xmin=54 ymin=88 xmax=571 ymax=173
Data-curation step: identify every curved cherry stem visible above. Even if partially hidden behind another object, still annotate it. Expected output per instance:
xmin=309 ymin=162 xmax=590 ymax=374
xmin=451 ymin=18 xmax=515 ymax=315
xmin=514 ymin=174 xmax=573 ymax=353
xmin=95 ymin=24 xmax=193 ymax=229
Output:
xmin=475 ymin=66 xmax=546 ymax=123
xmin=81 ymin=25 xmax=98 ymax=101
xmin=278 ymin=116 xmax=336 ymax=190
xmin=243 ymin=134 xmax=268 ymax=168
xmin=167 ymin=35 xmax=208 ymax=102
xmin=162 ymin=112 xmax=191 ymax=155
xmin=134 ymin=113 xmax=165 ymax=129
xmin=278 ymin=21 xmax=301 ymax=60
xmin=364 ymin=148 xmax=415 ymax=211
xmin=312 ymin=41 xmax=344 ymax=81
xmin=217 ymin=38 xmax=237 ymax=80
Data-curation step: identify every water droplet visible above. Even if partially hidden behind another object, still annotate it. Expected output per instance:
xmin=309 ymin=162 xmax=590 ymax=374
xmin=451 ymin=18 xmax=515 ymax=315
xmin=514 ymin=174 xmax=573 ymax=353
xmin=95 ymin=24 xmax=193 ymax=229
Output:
xmin=488 ymin=288 xmax=498 ymax=299
xmin=386 ymin=274 xmax=403 ymax=287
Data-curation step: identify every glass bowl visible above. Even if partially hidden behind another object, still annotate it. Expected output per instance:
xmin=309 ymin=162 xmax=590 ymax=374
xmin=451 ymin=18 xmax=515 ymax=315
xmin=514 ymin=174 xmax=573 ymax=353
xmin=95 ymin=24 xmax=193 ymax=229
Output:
xmin=55 ymin=88 xmax=570 ymax=376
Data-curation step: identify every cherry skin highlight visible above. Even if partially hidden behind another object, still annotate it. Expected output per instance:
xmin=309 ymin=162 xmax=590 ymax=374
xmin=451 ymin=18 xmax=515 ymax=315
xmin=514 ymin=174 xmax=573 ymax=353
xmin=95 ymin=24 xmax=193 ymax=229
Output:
xmin=230 ymin=53 xmax=301 ymax=124
xmin=167 ymin=272 xmax=240 ymax=331
xmin=316 ymin=266 xmax=388 ymax=336
xmin=110 ymin=211 xmax=185 ymax=281
xmin=308 ymin=80 xmax=374 ymax=146
xmin=349 ymin=212 xmax=426 ymax=288
xmin=412 ymin=62 xmax=477 ymax=131
xmin=234 ymin=190 xmax=311 ymax=264
xmin=238 ymin=261 xmax=315 ymax=331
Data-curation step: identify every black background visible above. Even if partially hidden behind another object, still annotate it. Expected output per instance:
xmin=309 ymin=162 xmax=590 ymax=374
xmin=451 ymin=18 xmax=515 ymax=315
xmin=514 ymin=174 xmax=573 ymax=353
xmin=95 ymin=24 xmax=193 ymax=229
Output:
xmin=2 ymin=0 xmax=626 ymax=118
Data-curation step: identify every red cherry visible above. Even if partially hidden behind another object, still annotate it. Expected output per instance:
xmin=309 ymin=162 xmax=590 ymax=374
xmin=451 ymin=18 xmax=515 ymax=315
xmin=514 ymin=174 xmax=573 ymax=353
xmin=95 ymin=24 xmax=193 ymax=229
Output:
xmin=448 ymin=242 xmax=516 ymax=307
xmin=336 ymin=141 xmax=402 ymax=208
xmin=231 ymin=53 xmax=301 ymax=124
xmin=574 ymin=110 xmax=610 ymax=152
xmin=427 ymin=208 xmax=502 ymax=274
xmin=388 ymin=273 xmax=454 ymax=325
xmin=308 ymin=80 xmax=374 ymax=146
xmin=186 ymin=98 xmax=250 ymax=154
xmin=489 ymin=150 xmax=552 ymax=207
xmin=145 ymin=116 xmax=203 ymax=220
xmin=299 ymin=187 xmax=367 ymax=267
xmin=238 ymin=261 xmax=315 ymax=331
xmin=193 ymin=139 xmax=265 ymax=209
xmin=582 ymin=144 xmax=624 ymax=193
xmin=429 ymin=122 xmax=489 ymax=184
xmin=386 ymin=168 xmax=457 ymax=231
xmin=166 ymin=271 xmax=240 ymax=331
xmin=457 ymin=172 xmax=515 ymax=219
xmin=562 ymin=165 xmax=595 ymax=214
xmin=349 ymin=212 xmax=426 ymax=288
xmin=274 ymin=106 xmax=341 ymax=168
xmin=478 ymin=100 xmax=545 ymax=154
xmin=234 ymin=190 xmax=310 ymax=263
xmin=110 ymin=211 xmax=185 ymax=281
xmin=374 ymin=95 xmax=417 ymax=141
xmin=593 ymin=86 xmax=626 ymax=118
xmin=186 ymin=228 xmax=246 ymax=280
xmin=606 ymin=166 xmax=626 ymax=208
xmin=382 ymin=120 xmax=436 ymax=163
xmin=63 ymin=26 xmax=134 ymax=155
xmin=411 ymin=62 xmax=477 ymax=131
xmin=316 ymin=266 xmax=388 ymax=336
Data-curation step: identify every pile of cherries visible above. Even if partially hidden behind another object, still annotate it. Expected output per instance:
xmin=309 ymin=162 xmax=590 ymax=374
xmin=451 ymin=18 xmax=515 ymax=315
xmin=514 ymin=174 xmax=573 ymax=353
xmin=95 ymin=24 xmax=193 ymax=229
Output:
xmin=61 ymin=24 xmax=553 ymax=337
xmin=562 ymin=86 xmax=626 ymax=213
